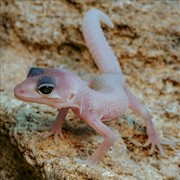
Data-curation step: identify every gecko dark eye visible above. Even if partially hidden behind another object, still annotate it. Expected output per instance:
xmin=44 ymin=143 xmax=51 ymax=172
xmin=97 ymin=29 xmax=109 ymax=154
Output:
xmin=37 ymin=76 xmax=55 ymax=95
xmin=37 ymin=84 xmax=54 ymax=95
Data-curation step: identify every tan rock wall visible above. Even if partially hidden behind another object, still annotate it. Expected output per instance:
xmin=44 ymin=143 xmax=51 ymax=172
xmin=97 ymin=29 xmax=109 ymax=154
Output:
xmin=0 ymin=0 xmax=179 ymax=179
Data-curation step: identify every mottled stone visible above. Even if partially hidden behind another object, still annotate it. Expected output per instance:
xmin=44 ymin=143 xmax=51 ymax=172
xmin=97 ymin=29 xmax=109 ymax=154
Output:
xmin=0 ymin=0 xmax=179 ymax=179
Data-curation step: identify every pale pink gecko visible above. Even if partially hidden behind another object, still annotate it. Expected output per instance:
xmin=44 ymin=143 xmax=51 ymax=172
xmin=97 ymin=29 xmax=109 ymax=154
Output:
xmin=14 ymin=9 xmax=172 ymax=165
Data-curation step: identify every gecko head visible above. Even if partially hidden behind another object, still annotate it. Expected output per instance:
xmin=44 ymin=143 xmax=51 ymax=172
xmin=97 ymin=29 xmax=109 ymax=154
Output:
xmin=14 ymin=67 xmax=80 ymax=107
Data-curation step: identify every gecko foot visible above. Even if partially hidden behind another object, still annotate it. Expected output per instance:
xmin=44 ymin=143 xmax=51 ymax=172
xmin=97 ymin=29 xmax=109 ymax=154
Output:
xmin=143 ymin=132 xmax=175 ymax=156
xmin=74 ymin=157 xmax=97 ymax=166
xmin=36 ymin=122 xmax=65 ymax=145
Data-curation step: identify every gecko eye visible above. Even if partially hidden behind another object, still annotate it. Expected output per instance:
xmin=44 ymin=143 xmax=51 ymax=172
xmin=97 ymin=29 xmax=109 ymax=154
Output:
xmin=37 ymin=76 xmax=55 ymax=95
xmin=37 ymin=84 xmax=54 ymax=95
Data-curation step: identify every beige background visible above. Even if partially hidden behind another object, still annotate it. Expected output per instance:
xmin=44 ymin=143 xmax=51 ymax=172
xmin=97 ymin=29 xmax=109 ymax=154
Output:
xmin=0 ymin=0 xmax=179 ymax=179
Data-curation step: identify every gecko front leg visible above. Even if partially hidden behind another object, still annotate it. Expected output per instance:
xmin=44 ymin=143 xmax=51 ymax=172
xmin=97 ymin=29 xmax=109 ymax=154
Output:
xmin=124 ymin=87 xmax=174 ymax=156
xmin=75 ymin=113 xmax=117 ymax=165
xmin=37 ymin=108 xmax=69 ymax=144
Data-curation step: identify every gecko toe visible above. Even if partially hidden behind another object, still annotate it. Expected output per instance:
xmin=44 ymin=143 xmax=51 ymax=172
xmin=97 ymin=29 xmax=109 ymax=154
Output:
xmin=54 ymin=132 xmax=59 ymax=145
xmin=143 ymin=139 xmax=151 ymax=147
xmin=43 ymin=131 xmax=54 ymax=139
xmin=157 ymin=143 xmax=165 ymax=156
xmin=149 ymin=143 xmax=155 ymax=155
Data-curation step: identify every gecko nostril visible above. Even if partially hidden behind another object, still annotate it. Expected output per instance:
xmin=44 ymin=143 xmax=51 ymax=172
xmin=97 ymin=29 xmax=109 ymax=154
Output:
xmin=19 ymin=89 xmax=28 ymax=95
xmin=19 ymin=90 xmax=25 ymax=94
xmin=14 ymin=86 xmax=26 ymax=96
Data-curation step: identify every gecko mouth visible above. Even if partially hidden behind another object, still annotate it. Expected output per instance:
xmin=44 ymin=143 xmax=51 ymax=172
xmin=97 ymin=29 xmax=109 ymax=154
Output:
xmin=14 ymin=91 xmax=36 ymax=102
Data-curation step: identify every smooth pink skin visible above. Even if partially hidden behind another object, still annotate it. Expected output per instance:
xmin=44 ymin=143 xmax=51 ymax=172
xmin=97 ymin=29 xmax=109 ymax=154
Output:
xmin=14 ymin=9 xmax=173 ymax=166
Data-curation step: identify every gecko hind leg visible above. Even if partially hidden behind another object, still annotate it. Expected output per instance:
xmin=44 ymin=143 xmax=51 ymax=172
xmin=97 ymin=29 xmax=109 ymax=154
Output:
xmin=74 ymin=114 xmax=117 ymax=166
xmin=124 ymin=86 xmax=174 ymax=156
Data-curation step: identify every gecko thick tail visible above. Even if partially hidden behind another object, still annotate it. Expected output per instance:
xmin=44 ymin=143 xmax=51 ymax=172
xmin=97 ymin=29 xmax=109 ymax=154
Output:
xmin=82 ymin=9 xmax=123 ymax=75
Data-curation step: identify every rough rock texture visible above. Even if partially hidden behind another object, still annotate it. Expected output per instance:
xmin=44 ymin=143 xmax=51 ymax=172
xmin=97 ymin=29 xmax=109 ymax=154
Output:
xmin=0 ymin=0 xmax=179 ymax=179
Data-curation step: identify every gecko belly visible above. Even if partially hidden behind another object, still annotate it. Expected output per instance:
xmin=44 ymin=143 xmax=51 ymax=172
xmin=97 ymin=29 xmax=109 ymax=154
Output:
xmin=100 ymin=90 xmax=129 ymax=122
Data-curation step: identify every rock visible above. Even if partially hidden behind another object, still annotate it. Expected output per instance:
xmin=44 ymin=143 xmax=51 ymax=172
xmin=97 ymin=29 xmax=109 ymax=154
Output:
xmin=0 ymin=0 xmax=179 ymax=179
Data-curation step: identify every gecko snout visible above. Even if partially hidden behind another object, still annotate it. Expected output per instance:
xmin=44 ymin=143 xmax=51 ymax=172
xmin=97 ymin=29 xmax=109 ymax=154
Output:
xmin=14 ymin=85 xmax=28 ymax=100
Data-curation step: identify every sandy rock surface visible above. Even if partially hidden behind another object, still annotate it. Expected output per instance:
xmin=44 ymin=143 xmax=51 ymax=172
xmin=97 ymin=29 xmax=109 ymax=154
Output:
xmin=0 ymin=0 xmax=179 ymax=179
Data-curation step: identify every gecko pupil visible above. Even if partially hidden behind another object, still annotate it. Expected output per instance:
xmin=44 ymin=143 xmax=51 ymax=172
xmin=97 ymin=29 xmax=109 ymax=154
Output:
xmin=38 ymin=86 xmax=53 ymax=94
